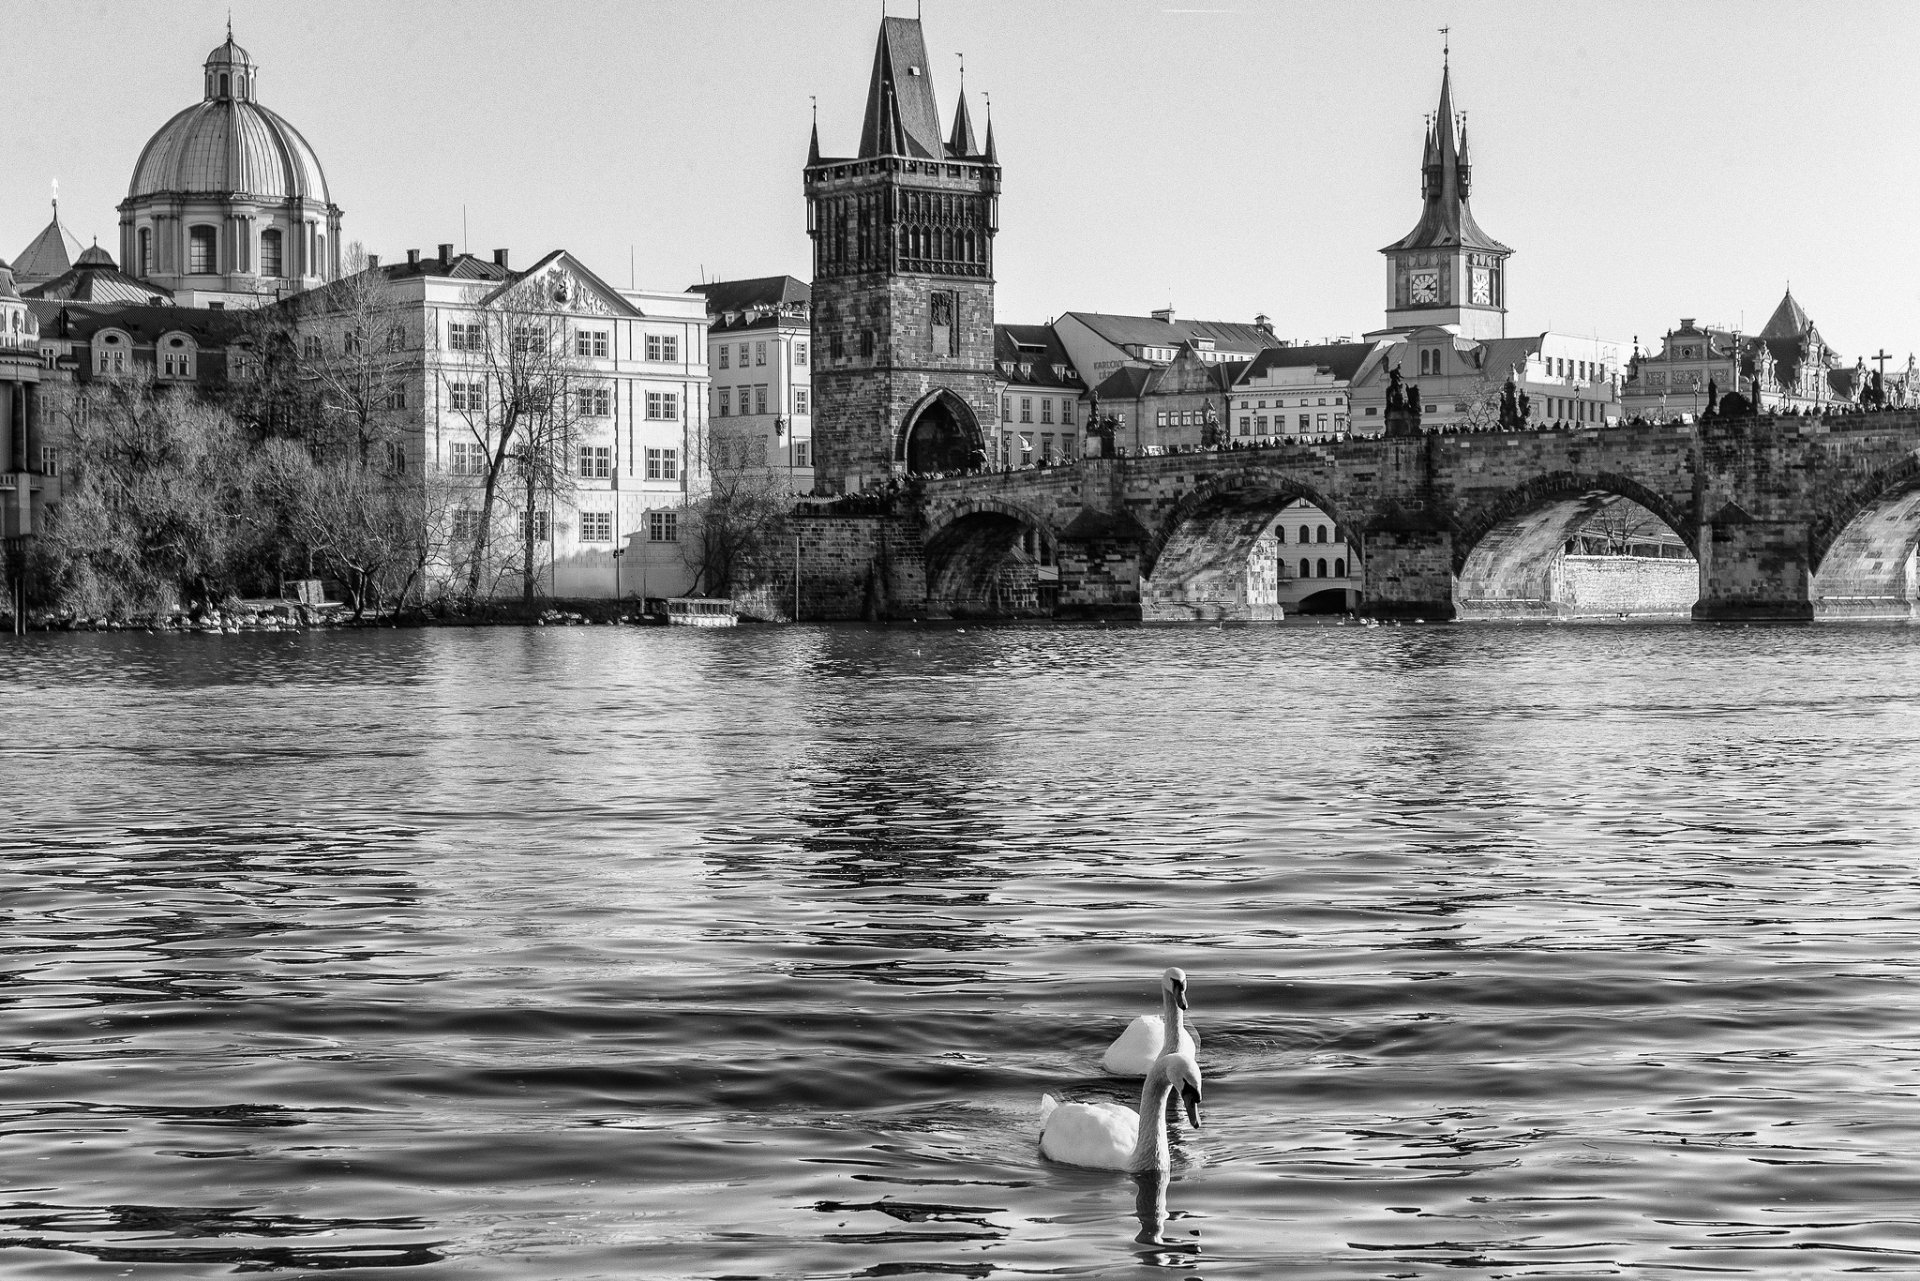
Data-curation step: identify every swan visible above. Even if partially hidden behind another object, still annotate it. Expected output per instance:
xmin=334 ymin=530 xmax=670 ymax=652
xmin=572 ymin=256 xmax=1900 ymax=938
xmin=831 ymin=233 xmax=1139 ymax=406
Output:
xmin=1039 ymin=1050 xmax=1204 ymax=1171
xmin=1102 ymin=967 xmax=1199 ymax=1076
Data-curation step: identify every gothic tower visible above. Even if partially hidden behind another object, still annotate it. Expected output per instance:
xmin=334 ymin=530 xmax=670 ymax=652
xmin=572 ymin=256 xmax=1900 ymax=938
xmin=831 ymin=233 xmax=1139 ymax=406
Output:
xmin=805 ymin=15 xmax=1000 ymax=493
xmin=1379 ymin=63 xmax=1510 ymax=340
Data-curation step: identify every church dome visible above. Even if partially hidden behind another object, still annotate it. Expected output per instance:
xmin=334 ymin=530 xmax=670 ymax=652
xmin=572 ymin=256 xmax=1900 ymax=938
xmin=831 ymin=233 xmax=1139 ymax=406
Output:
xmin=75 ymin=243 xmax=115 ymax=268
xmin=126 ymin=37 xmax=331 ymax=204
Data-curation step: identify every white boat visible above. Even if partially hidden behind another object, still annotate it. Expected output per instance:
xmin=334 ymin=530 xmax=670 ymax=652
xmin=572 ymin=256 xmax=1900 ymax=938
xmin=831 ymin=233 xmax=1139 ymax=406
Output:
xmin=666 ymin=598 xmax=738 ymax=628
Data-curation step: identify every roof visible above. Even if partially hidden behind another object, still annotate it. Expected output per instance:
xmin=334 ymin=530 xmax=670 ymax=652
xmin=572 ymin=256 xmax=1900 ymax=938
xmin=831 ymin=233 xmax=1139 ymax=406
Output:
xmin=1063 ymin=310 xmax=1281 ymax=356
xmin=128 ymin=41 xmax=331 ymax=205
xmin=690 ymin=275 xmax=810 ymax=313
xmin=28 ymin=300 xmax=250 ymax=344
xmin=13 ymin=204 xmax=83 ymax=285
xmin=859 ymin=16 xmax=945 ymax=160
xmin=1759 ymin=289 xmax=1812 ymax=339
xmin=23 ymin=247 xmax=174 ymax=305
xmin=995 ymin=323 xmax=1083 ymax=389
xmin=1092 ymin=365 xmax=1162 ymax=400
xmin=1381 ymin=66 xmax=1509 ymax=256
xmin=373 ymin=252 xmax=514 ymax=284
xmin=1239 ymin=342 xmax=1377 ymax=384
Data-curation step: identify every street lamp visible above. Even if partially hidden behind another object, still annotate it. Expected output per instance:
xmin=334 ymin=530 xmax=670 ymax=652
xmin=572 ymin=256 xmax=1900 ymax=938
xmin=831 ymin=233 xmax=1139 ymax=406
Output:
xmin=774 ymin=414 xmax=789 ymax=493
xmin=612 ymin=545 xmax=626 ymax=605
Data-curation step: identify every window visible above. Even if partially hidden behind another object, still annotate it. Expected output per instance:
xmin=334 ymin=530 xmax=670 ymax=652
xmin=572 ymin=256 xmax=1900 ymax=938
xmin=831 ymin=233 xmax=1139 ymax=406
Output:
xmin=829 ymin=333 xmax=844 ymax=360
xmin=1335 ymin=558 xmax=1347 ymax=578
xmin=717 ymin=387 xmax=730 ymax=417
xmin=160 ymin=337 xmax=194 ymax=379
xmin=1317 ymin=414 xmax=1328 ymax=432
xmin=448 ymin=322 xmax=483 ymax=352
xmin=39 ymin=445 xmax=57 ymax=477
xmin=1317 ymin=558 xmax=1328 ymax=578
xmin=646 ymin=334 xmax=679 ymax=362
xmin=646 ymin=447 xmax=679 ymax=480
xmin=384 ymin=388 xmax=407 ymax=410
xmin=795 ymin=341 xmax=808 ymax=366
xmin=448 ymin=441 xmax=486 ymax=475
xmin=520 ymin=510 xmax=552 ymax=541
xmin=1020 ymin=397 xmax=1032 ymax=423
xmin=1041 ymin=433 xmax=1056 ymax=462
xmin=343 ymin=330 xmax=363 ymax=357
xmin=578 ymin=387 xmax=611 ymax=417
xmin=1060 ymin=399 xmax=1073 ymax=426
xmin=1156 ymin=412 xmax=1168 ymax=428
xmin=1020 ymin=435 xmax=1032 ymax=466
xmin=755 ymin=384 xmax=768 ymax=415
xmin=1275 ymin=525 xmax=1285 ymax=544
xmin=302 ymin=335 xmax=322 ymax=360
xmin=448 ymin=381 xmax=484 ymax=413
xmin=861 ymin=330 xmax=875 ymax=359
xmin=717 ymin=345 xmax=729 ymax=370
xmin=576 ymin=329 xmax=609 ymax=359
xmin=1317 ymin=526 xmax=1329 ymax=543
xmin=383 ymin=441 xmax=407 ymax=473
xmin=794 ymin=388 xmax=809 ymax=415
xmin=512 ymin=324 xmax=544 ymax=355
xmin=188 ymin=225 xmax=217 ymax=274
xmin=1299 ymin=525 xmax=1311 ymax=542
xmin=1002 ymin=395 xmax=1012 ymax=421
xmin=138 ymin=227 xmax=153 ymax=275
xmin=1257 ymin=416 xmax=1268 ymax=431
xmin=755 ymin=341 xmax=766 ymax=366
xmin=259 ymin=229 xmax=282 ymax=276
xmin=580 ymin=511 xmax=613 ymax=542
xmin=1001 ymin=432 xmax=1013 ymax=462
xmin=578 ymin=445 xmax=611 ymax=479
xmin=1041 ymin=398 xmax=1054 ymax=424
xmin=1059 ymin=433 xmax=1076 ymax=462
xmin=1298 ymin=414 xmax=1310 ymax=430
xmin=453 ymin=507 xmax=481 ymax=540
xmin=649 ymin=510 xmax=679 ymax=542
xmin=738 ymin=343 xmax=749 ymax=366
xmin=794 ymin=440 xmax=810 ymax=467
xmin=1299 ymin=558 xmax=1311 ymax=578
xmin=646 ymin=391 xmax=679 ymax=420
xmin=93 ymin=334 xmax=128 ymax=376
xmin=1238 ymin=418 xmax=1250 ymax=435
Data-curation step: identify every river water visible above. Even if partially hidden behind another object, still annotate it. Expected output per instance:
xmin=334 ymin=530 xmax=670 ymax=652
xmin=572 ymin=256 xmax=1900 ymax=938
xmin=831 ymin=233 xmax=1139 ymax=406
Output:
xmin=6 ymin=622 xmax=1920 ymax=1279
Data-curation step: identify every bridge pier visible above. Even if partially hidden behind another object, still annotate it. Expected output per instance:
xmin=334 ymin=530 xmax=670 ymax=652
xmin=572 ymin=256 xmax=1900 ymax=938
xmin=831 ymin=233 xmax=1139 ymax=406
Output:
xmin=1693 ymin=514 xmax=1814 ymax=622
xmin=1362 ymin=525 xmax=1456 ymax=621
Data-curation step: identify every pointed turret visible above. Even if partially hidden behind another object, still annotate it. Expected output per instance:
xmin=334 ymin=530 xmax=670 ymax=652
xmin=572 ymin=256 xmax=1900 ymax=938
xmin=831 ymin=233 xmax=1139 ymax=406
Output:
xmin=13 ymin=197 xmax=82 ymax=287
xmin=984 ymin=113 xmax=997 ymax=164
xmin=948 ymin=88 xmax=978 ymax=158
xmin=1382 ymin=64 xmax=1506 ymax=255
xmin=808 ymin=115 xmax=821 ymax=165
xmin=857 ymin=15 xmax=945 ymax=159
xmin=1457 ymin=124 xmax=1473 ymax=199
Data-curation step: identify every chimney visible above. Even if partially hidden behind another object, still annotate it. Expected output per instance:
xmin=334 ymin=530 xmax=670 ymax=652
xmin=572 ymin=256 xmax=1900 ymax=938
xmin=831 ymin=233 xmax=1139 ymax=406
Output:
xmin=438 ymin=243 xmax=455 ymax=263
xmin=1254 ymin=313 xmax=1274 ymax=335
xmin=406 ymin=249 xmax=421 ymax=266
xmin=1151 ymin=306 xmax=1176 ymax=324
xmin=366 ymin=253 xmax=380 ymax=268
xmin=493 ymin=248 xmax=510 ymax=268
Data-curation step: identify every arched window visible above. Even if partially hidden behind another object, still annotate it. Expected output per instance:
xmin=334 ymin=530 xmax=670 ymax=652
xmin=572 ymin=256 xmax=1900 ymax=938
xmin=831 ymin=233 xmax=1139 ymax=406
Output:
xmin=1298 ymin=524 xmax=1310 ymax=543
xmin=1418 ymin=348 xmax=1430 ymax=376
xmin=138 ymin=228 xmax=152 ymax=275
xmin=160 ymin=334 xmax=196 ymax=380
xmin=1274 ymin=525 xmax=1285 ymax=543
xmin=1334 ymin=558 xmax=1346 ymax=577
xmin=188 ymin=225 xmax=217 ymax=275
xmin=95 ymin=331 xmax=129 ymax=376
xmin=219 ymin=73 xmax=230 ymax=98
xmin=316 ymin=233 xmax=327 ymax=277
xmin=1316 ymin=525 xmax=1328 ymax=543
xmin=260 ymin=229 xmax=283 ymax=277
xmin=1317 ymin=558 xmax=1328 ymax=578
xmin=1299 ymin=558 xmax=1311 ymax=579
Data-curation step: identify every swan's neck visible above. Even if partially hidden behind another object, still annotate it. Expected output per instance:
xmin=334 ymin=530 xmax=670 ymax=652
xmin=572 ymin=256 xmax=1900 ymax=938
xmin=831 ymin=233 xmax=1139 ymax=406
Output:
xmin=1128 ymin=1064 xmax=1175 ymax=1172
xmin=1159 ymin=985 xmax=1183 ymax=1057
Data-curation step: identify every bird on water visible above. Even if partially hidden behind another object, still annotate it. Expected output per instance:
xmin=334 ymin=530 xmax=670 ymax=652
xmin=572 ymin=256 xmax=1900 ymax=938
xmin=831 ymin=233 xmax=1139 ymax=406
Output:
xmin=1039 ymin=1050 xmax=1204 ymax=1171
xmin=1102 ymin=967 xmax=1200 ymax=1076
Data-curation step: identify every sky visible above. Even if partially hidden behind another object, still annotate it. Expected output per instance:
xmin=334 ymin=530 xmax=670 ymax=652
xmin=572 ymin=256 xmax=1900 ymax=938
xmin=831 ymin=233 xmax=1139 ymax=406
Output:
xmin=8 ymin=0 xmax=1920 ymax=359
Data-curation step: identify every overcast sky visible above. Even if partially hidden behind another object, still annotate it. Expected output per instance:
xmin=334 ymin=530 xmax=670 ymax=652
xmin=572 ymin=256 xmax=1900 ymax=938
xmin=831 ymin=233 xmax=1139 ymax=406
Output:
xmin=8 ymin=1 xmax=1917 ymax=358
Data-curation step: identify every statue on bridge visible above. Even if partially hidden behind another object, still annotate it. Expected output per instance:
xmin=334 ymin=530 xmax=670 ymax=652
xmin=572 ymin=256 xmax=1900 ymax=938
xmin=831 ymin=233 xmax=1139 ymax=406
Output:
xmin=1202 ymin=402 xmax=1220 ymax=448
xmin=1405 ymin=382 xmax=1423 ymax=427
xmin=1386 ymin=363 xmax=1406 ymax=413
xmin=1498 ymin=366 xmax=1523 ymax=429
xmin=1706 ymin=375 xmax=1719 ymax=417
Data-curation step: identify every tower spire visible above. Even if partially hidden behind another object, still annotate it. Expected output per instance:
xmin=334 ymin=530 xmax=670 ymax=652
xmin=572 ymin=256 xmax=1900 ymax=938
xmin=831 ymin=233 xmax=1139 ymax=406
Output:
xmin=808 ymin=95 xmax=821 ymax=164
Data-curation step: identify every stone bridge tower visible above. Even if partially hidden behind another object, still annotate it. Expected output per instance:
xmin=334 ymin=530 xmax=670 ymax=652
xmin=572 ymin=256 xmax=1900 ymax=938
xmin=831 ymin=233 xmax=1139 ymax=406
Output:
xmin=804 ymin=16 xmax=1001 ymax=494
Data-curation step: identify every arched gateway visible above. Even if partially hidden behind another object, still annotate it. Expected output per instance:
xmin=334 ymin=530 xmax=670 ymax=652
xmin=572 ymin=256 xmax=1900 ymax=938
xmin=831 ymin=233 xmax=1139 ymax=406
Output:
xmin=899 ymin=389 xmax=986 ymax=475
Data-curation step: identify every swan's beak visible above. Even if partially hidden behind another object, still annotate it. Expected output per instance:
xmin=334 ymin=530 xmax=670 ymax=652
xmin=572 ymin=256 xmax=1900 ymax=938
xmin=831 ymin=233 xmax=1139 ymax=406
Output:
xmin=1181 ymin=1083 xmax=1203 ymax=1129
xmin=1174 ymin=981 xmax=1189 ymax=1011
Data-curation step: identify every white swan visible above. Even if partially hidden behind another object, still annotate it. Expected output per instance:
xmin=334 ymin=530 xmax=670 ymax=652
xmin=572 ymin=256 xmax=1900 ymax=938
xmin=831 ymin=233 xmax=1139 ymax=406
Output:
xmin=1102 ymin=967 xmax=1199 ymax=1076
xmin=1039 ymin=1050 xmax=1204 ymax=1171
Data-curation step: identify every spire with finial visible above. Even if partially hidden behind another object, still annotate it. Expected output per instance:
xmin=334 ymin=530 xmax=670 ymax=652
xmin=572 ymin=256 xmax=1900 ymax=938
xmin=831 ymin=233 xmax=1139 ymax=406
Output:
xmin=808 ymin=94 xmax=821 ymax=164
xmin=947 ymin=54 xmax=978 ymax=156
xmin=982 ymin=90 xmax=997 ymax=163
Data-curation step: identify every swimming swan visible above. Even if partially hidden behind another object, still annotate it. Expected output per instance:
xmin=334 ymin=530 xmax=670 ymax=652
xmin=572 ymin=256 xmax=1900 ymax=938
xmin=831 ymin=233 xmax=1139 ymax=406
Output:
xmin=1039 ymin=1050 xmax=1204 ymax=1171
xmin=1102 ymin=967 xmax=1199 ymax=1076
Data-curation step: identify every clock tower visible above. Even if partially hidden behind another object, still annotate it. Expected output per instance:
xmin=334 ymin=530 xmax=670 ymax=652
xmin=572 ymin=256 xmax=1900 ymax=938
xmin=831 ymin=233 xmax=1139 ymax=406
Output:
xmin=1379 ymin=63 xmax=1510 ymax=339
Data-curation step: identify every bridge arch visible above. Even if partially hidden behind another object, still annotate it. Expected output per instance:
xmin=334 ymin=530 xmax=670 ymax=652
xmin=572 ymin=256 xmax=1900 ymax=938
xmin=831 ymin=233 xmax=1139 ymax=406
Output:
xmin=1808 ymin=452 xmax=1920 ymax=619
xmin=1142 ymin=472 xmax=1357 ymax=621
xmin=1452 ymin=470 xmax=1699 ymax=620
xmin=895 ymin=388 xmax=987 ymax=476
xmin=923 ymin=497 xmax=1059 ymax=618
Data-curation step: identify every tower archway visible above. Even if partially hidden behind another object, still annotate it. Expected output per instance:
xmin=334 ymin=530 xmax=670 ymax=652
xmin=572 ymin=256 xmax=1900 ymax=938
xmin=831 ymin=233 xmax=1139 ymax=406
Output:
xmin=898 ymin=389 xmax=986 ymax=476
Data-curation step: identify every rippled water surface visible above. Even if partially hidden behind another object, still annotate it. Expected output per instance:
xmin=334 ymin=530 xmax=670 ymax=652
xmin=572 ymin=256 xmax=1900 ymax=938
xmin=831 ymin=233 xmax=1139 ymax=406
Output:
xmin=7 ymin=622 xmax=1920 ymax=1278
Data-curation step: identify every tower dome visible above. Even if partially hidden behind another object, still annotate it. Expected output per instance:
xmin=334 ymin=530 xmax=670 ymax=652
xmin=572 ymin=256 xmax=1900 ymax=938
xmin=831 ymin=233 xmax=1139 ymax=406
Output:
xmin=117 ymin=29 xmax=343 ymax=307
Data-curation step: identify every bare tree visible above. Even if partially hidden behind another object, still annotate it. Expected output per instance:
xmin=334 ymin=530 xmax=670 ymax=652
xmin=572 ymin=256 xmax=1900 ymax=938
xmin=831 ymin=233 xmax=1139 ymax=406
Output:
xmin=686 ymin=423 xmax=792 ymax=597
xmin=438 ymin=278 xmax=587 ymax=602
xmin=1458 ymin=358 xmax=1508 ymax=431
xmin=1571 ymin=498 xmax=1665 ymax=556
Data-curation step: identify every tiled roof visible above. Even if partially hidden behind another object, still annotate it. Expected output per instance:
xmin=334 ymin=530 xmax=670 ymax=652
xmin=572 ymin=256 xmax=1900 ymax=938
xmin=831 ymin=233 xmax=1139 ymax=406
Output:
xmin=1092 ymin=365 xmax=1162 ymax=400
xmin=13 ymin=206 xmax=83 ymax=285
xmin=374 ymin=253 xmax=514 ymax=283
xmin=29 ymin=301 xmax=249 ymax=344
xmin=859 ymin=17 xmax=945 ymax=160
xmin=1239 ymin=342 xmax=1377 ymax=383
xmin=690 ymin=276 xmax=810 ymax=314
xmin=1064 ymin=310 xmax=1280 ymax=355
xmin=995 ymin=323 xmax=1083 ymax=388
xmin=23 ymin=251 xmax=174 ymax=305
xmin=1759 ymin=289 xmax=1811 ymax=339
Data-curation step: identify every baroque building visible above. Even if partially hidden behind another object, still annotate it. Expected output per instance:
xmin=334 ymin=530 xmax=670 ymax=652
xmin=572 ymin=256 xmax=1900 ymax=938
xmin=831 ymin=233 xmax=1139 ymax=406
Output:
xmin=118 ymin=31 xmax=342 ymax=308
xmin=804 ymin=15 xmax=1000 ymax=492
xmin=692 ymin=275 xmax=815 ymax=490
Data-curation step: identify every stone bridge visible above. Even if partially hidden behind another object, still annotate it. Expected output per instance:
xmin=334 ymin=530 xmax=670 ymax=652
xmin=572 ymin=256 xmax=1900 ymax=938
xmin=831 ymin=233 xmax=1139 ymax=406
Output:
xmin=789 ymin=412 xmax=1920 ymax=622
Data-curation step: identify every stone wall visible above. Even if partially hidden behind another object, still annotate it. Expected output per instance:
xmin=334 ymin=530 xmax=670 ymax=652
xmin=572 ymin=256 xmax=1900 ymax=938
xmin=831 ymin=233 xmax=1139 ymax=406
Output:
xmin=1554 ymin=555 xmax=1698 ymax=617
xmin=772 ymin=510 xmax=928 ymax=621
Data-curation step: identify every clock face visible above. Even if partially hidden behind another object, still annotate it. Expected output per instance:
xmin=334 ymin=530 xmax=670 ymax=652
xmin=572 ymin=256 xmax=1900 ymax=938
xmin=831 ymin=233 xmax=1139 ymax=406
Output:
xmin=1470 ymin=267 xmax=1492 ymax=306
xmin=1409 ymin=271 xmax=1439 ymax=305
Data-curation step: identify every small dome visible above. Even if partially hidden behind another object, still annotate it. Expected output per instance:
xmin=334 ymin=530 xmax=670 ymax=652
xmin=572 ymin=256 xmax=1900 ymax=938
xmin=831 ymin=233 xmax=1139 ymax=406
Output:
xmin=128 ymin=36 xmax=331 ymax=203
xmin=76 ymin=243 xmax=115 ymax=268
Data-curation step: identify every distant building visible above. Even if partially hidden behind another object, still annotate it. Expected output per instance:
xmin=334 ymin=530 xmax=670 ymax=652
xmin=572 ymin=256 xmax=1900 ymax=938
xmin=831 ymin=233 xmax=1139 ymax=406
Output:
xmin=1053 ymin=309 xmax=1278 ymax=390
xmin=0 ymin=256 xmax=53 ymax=620
xmin=993 ymin=323 xmax=1084 ymax=466
xmin=1229 ymin=344 xmax=1374 ymax=442
xmin=11 ymin=199 xmax=84 ymax=290
xmin=805 ymin=14 xmax=1000 ymax=491
xmin=1270 ymin=499 xmax=1358 ymax=613
xmin=27 ymin=299 xmax=247 ymax=390
xmin=23 ymin=245 xmax=172 ymax=308
xmin=1621 ymin=291 xmax=1844 ymax=419
xmin=118 ymin=32 xmax=343 ymax=308
xmin=691 ymin=275 xmax=814 ymax=490
xmin=1350 ymin=330 xmax=1622 ymax=432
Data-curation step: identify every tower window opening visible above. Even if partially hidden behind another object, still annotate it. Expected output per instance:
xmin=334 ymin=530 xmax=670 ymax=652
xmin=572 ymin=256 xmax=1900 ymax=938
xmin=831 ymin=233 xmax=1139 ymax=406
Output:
xmin=188 ymin=225 xmax=217 ymax=275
